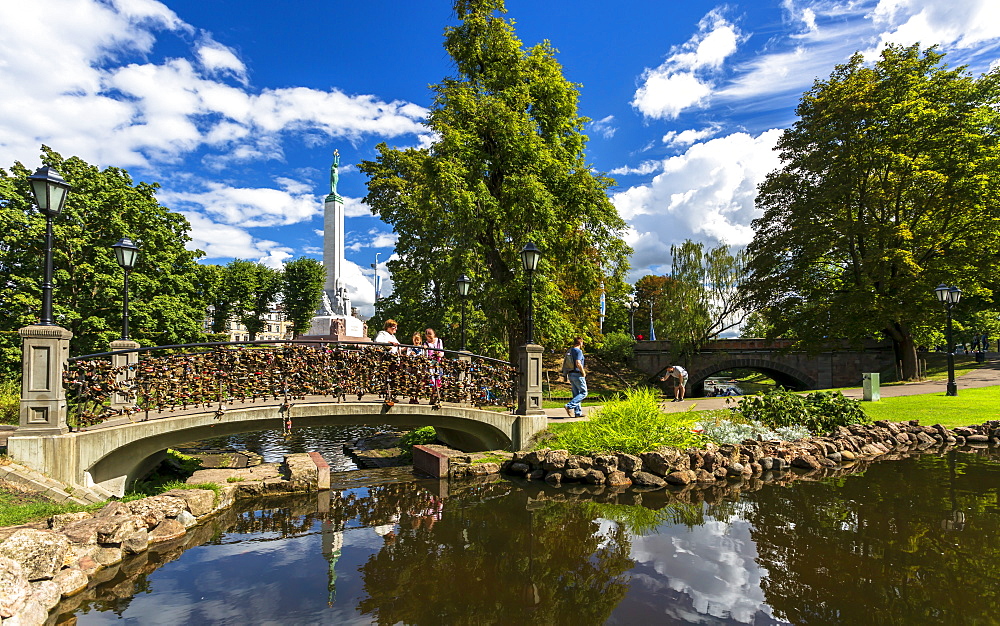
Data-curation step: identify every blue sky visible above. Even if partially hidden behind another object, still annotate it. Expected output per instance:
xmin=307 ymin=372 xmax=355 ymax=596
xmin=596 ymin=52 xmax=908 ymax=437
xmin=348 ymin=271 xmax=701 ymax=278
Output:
xmin=2 ymin=0 xmax=998 ymax=315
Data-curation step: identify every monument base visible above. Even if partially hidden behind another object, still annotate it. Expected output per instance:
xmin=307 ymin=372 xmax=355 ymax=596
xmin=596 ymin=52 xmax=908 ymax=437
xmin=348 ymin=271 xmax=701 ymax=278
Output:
xmin=303 ymin=314 xmax=369 ymax=342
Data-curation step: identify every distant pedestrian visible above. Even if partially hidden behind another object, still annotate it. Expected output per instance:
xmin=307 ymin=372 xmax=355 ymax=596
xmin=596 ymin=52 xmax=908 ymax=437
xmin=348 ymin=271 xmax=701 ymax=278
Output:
xmin=424 ymin=328 xmax=444 ymax=401
xmin=660 ymin=365 xmax=688 ymax=402
xmin=563 ymin=337 xmax=587 ymax=418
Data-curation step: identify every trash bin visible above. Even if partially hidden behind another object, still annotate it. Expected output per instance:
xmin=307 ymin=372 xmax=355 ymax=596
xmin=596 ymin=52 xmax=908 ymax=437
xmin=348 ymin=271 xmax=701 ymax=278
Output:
xmin=976 ymin=351 xmax=985 ymax=363
xmin=863 ymin=372 xmax=880 ymax=402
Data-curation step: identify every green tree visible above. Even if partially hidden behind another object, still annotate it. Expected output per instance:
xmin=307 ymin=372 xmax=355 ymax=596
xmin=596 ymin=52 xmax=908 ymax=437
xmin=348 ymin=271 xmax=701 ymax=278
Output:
xmin=282 ymin=257 xmax=326 ymax=337
xmin=224 ymin=260 xmax=282 ymax=341
xmin=744 ymin=45 xmax=1000 ymax=379
xmin=633 ymin=241 xmax=747 ymax=359
xmin=361 ymin=0 xmax=630 ymax=360
xmin=0 ymin=147 xmax=208 ymax=372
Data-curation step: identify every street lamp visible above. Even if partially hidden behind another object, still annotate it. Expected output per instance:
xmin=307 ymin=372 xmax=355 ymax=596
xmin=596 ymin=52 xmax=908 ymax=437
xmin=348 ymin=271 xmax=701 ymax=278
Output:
xmin=456 ymin=273 xmax=471 ymax=351
xmin=628 ymin=296 xmax=637 ymax=338
xmin=520 ymin=242 xmax=542 ymax=344
xmin=112 ymin=238 xmax=140 ymax=340
xmin=935 ymin=283 xmax=962 ymax=396
xmin=27 ymin=166 xmax=72 ymax=326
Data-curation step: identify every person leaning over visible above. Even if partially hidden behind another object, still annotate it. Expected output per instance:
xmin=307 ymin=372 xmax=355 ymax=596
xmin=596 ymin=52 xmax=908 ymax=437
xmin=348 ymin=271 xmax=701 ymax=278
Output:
xmin=660 ymin=365 xmax=688 ymax=402
xmin=563 ymin=337 xmax=587 ymax=418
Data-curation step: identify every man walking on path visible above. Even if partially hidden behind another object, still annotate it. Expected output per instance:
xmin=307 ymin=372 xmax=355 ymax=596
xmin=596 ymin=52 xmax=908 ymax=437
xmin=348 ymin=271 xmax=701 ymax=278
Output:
xmin=564 ymin=337 xmax=587 ymax=417
xmin=661 ymin=365 xmax=688 ymax=402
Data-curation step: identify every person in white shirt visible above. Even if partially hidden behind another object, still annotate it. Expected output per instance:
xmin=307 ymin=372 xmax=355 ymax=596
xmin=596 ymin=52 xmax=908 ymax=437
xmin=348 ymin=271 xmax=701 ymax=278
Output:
xmin=660 ymin=365 xmax=688 ymax=402
xmin=375 ymin=319 xmax=400 ymax=353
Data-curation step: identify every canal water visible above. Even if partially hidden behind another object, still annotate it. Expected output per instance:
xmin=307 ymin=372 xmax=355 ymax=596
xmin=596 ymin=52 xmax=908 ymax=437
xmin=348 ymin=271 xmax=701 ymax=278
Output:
xmin=65 ymin=430 xmax=1000 ymax=624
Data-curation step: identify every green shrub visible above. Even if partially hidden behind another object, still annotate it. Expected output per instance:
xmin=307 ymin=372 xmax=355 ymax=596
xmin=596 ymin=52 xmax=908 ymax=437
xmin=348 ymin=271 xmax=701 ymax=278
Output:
xmin=548 ymin=387 xmax=704 ymax=455
xmin=399 ymin=426 xmax=437 ymax=452
xmin=734 ymin=389 xmax=869 ymax=434
xmin=0 ymin=379 xmax=19 ymax=426
xmin=592 ymin=330 xmax=636 ymax=363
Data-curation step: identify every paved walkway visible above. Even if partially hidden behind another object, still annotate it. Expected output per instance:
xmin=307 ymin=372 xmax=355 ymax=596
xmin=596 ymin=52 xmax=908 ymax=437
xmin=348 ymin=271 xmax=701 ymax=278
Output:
xmin=543 ymin=357 xmax=1000 ymax=422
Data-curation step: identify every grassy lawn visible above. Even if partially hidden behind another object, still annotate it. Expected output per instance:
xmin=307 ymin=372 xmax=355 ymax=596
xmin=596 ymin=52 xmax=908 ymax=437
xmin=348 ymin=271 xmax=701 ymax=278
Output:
xmin=0 ymin=480 xmax=94 ymax=527
xmin=859 ymin=385 xmax=1000 ymax=429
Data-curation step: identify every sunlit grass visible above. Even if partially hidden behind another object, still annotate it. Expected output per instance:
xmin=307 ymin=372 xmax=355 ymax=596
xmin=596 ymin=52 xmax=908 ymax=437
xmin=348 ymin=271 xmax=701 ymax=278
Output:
xmin=859 ymin=385 xmax=1000 ymax=429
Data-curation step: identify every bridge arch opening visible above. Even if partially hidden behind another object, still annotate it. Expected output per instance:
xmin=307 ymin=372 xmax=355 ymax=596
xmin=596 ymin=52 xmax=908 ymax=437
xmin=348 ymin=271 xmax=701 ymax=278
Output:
xmin=81 ymin=403 xmax=520 ymax=494
xmin=686 ymin=359 xmax=817 ymax=397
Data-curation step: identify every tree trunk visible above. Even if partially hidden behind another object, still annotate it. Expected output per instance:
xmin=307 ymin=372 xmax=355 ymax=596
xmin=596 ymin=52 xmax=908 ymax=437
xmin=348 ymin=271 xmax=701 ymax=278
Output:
xmin=885 ymin=322 xmax=918 ymax=380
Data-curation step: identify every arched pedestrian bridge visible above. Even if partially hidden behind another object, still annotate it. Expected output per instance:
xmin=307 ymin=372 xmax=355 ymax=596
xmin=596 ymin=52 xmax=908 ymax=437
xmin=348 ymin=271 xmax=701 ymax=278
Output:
xmin=634 ymin=338 xmax=896 ymax=395
xmin=10 ymin=328 xmax=547 ymax=496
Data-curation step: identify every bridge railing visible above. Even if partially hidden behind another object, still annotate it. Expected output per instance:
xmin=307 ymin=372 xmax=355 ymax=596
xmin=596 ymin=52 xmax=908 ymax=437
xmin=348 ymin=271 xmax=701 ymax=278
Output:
xmin=64 ymin=340 xmax=516 ymax=428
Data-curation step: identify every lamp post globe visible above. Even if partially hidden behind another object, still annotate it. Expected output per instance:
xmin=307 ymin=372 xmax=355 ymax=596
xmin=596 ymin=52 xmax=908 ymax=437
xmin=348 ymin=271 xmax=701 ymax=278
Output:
xmin=456 ymin=274 xmax=471 ymax=351
xmin=112 ymin=237 xmax=140 ymax=340
xmin=27 ymin=166 xmax=72 ymax=326
xmin=520 ymin=243 xmax=542 ymax=344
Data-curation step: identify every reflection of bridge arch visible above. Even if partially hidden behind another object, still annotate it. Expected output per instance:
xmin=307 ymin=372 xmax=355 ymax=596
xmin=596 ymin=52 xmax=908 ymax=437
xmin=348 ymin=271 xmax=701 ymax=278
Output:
xmin=688 ymin=358 xmax=816 ymax=396
xmin=11 ymin=401 xmax=543 ymax=497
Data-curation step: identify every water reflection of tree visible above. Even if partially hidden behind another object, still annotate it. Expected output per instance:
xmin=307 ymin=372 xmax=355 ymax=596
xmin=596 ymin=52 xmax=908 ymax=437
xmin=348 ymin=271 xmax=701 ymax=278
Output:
xmin=356 ymin=487 xmax=634 ymax=624
xmin=745 ymin=452 xmax=1000 ymax=623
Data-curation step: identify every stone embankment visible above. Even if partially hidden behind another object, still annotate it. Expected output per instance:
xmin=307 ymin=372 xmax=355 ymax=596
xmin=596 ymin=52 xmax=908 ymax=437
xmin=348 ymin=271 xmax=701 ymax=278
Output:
xmin=504 ymin=420 xmax=1000 ymax=489
xmin=0 ymin=452 xmax=327 ymax=625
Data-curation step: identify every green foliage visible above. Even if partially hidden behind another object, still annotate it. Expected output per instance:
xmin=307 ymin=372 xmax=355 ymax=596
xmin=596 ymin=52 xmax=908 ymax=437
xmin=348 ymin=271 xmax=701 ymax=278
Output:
xmin=583 ymin=501 xmax=705 ymax=534
xmin=0 ymin=378 xmax=18 ymax=425
xmin=592 ymin=330 xmax=635 ymax=363
xmin=399 ymin=426 xmax=437 ymax=452
xmin=744 ymin=45 xmax=1000 ymax=379
xmin=0 ymin=492 xmax=94 ymax=527
xmin=225 ymin=260 xmax=283 ymax=340
xmin=360 ymin=0 xmax=631 ymax=360
xmin=548 ymin=387 xmax=704 ymax=455
xmin=0 ymin=147 xmax=210 ymax=367
xmin=283 ymin=257 xmax=326 ymax=336
xmin=735 ymin=389 xmax=870 ymax=434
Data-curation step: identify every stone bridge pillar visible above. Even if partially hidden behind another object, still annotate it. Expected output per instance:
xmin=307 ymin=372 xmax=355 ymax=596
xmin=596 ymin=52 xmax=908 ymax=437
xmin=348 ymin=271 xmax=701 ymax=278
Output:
xmin=18 ymin=324 xmax=72 ymax=435
xmin=109 ymin=339 xmax=140 ymax=410
xmin=516 ymin=343 xmax=544 ymax=416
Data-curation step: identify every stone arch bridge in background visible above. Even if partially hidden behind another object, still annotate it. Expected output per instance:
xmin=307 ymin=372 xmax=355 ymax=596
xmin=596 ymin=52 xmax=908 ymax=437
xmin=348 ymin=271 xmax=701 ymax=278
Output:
xmin=633 ymin=339 xmax=897 ymax=396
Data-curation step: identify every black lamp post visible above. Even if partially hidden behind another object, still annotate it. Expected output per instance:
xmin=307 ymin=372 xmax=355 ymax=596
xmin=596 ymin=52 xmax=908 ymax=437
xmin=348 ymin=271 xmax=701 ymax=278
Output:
xmin=520 ymin=242 xmax=542 ymax=344
xmin=112 ymin=238 xmax=140 ymax=340
xmin=628 ymin=296 xmax=637 ymax=338
xmin=27 ymin=166 xmax=72 ymax=326
xmin=935 ymin=283 xmax=962 ymax=396
xmin=456 ymin=273 xmax=471 ymax=351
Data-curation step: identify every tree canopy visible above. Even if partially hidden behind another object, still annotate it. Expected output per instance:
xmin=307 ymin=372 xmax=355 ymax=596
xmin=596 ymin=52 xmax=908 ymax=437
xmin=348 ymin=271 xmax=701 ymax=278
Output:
xmin=0 ymin=146 xmax=208 ymax=373
xmin=744 ymin=45 xmax=1000 ymax=378
xmin=360 ymin=0 xmax=630 ymax=360
xmin=282 ymin=257 xmax=326 ymax=337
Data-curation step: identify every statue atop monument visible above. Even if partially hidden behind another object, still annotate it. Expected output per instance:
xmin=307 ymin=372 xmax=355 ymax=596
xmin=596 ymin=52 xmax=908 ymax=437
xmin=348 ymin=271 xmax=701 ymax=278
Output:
xmin=327 ymin=149 xmax=341 ymax=202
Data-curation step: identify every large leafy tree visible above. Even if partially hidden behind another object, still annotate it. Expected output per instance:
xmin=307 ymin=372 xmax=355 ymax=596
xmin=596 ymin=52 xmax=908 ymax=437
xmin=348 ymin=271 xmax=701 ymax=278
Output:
xmin=360 ymin=0 xmax=630 ymax=360
xmin=282 ymin=257 xmax=325 ymax=337
xmin=0 ymin=147 xmax=208 ymax=371
xmin=744 ymin=45 xmax=1000 ymax=378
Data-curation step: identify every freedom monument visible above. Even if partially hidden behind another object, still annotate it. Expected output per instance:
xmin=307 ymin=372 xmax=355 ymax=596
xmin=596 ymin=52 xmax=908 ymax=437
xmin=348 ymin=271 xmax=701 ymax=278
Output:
xmin=305 ymin=150 xmax=368 ymax=341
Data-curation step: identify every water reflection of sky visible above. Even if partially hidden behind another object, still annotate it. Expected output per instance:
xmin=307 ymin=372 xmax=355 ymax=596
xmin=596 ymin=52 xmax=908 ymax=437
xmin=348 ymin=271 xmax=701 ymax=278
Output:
xmin=76 ymin=510 xmax=388 ymax=624
xmin=609 ymin=514 xmax=789 ymax=625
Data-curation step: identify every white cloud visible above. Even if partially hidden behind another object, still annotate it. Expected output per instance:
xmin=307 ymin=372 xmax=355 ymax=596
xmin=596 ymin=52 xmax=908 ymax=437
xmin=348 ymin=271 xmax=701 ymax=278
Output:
xmin=589 ymin=115 xmax=617 ymax=139
xmin=0 ymin=0 xmax=430 ymax=171
xmin=196 ymin=39 xmax=248 ymax=84
xmin=609 ymin=160 xmax=661 ymax=176
xmin=612 ymin=129 xmax=783 ymax=278
xmin=663 ymin=125 xmax=722 ymax=147
xmin=345 ymin=230 xmax=398 ymax=252
xmin=872 ymin=0 xmax=1000 ymax=49
xmin=632 ymin=10 xmax=742 ymax=119
xmin=161 ymin=184 xmax=320 ymax=228
xmin=342 ymin=196 xmax=373 ymax=218
xmin=182 ymin=212 xmax=293 ymax=263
